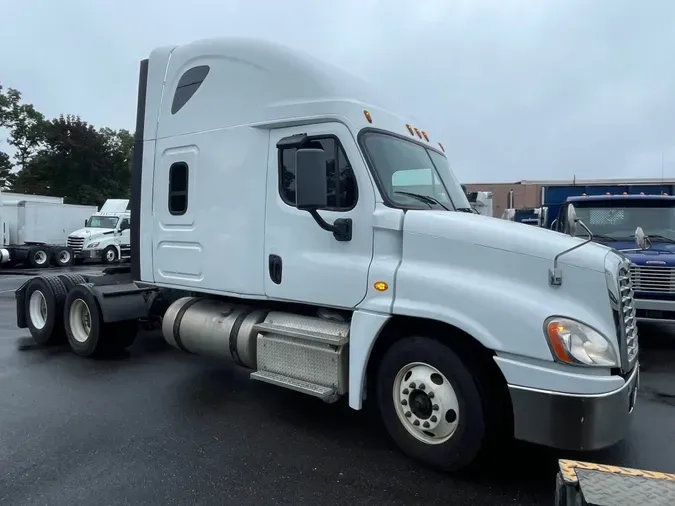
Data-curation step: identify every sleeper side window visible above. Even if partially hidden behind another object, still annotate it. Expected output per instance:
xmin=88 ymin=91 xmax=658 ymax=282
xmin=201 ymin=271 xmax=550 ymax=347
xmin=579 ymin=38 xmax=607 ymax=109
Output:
xmin=278 ymin=137 xmax=357 ymax=211
xmin=169 ymin=162 xmax=189 ymax=215
xmin=171 ymin=65 xmax=210 ymax=115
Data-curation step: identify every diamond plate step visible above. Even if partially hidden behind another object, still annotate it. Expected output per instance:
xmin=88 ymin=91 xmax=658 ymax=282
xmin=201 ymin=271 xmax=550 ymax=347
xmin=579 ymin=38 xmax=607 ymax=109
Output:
xmin=253 ymin=322 xmax=348 ymax=346
xmin=556 ymin=459 xmax=675 ymax=506
xmin=250 ymin=370 xmax=336 ymax=400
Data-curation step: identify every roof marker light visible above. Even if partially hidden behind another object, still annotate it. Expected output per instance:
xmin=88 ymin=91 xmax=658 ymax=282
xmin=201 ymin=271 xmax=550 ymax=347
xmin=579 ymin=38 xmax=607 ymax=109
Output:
xmin=406 ymin=124 xmax=415 ymax=136
xmin=438 ymin=142 xmax=445 ymax=152
xmin=414 ymin=128 xmax=422 ymax=139
xmin=422 ymin=131 xmax=429 ymax=142
xmin=363 ymin=110 xmax=373 ymax=123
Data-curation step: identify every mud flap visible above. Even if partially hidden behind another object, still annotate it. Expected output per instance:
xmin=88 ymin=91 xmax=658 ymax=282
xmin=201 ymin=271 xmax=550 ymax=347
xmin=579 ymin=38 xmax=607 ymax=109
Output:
xmin=14 ymin=279 xmax=30 ymax=328
xmin=555 ymin=459 xmax=675 ymax=506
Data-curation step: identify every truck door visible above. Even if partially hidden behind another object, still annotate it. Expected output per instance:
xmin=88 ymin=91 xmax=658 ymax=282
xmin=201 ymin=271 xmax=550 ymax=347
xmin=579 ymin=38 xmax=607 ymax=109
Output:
xmin=264 ymin=123 xmax=375 ymax=308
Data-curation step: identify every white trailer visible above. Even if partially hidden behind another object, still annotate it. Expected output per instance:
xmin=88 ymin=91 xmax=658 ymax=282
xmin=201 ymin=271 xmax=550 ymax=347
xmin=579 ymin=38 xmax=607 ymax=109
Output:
xmin=15 ymin=38 xmax=640 ymax=477
xmin=0 ymin=192 xmax=97 ymax=268
xmin=67 ymin=199 xmax=131 ymax=265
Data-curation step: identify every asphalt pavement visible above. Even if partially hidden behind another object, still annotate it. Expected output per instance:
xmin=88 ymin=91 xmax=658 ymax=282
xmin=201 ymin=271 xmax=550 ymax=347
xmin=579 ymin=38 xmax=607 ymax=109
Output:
xmin=1 ymin=267 xmax=674 ymax=506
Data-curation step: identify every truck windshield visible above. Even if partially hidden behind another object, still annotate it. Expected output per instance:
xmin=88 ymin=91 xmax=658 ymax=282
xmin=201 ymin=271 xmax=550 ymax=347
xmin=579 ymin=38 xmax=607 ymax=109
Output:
xmin=573 ymin=202 xmax=675 ymax=241
xmin=86 ymin=216 xmax=119 ymax=228
xmin=361 ymin=131 xmax=471 ymax=211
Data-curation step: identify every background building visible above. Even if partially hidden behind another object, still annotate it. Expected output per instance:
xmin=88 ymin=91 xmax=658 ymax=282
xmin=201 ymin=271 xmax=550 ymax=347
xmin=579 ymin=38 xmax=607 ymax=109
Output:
xmin=464 ymin=177 xmax=675 ymax=218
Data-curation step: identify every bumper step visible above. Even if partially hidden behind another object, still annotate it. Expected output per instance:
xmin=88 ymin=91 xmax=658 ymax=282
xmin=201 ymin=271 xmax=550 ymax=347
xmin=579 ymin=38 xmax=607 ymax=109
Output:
xmin=555 ymin=459 xmax=675 ymax=506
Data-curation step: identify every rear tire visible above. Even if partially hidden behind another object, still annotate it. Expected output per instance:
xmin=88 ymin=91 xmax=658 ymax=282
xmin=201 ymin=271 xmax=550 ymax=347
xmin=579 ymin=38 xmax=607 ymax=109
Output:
xmin=375 ymin=335 xmax=491 ymax=472
xmin=50 ymin=246 xmax=73 ymax=267
xmin=63 ymin=284 xmax=138 ymax=357
xmin=57 ymin=273 xmax=87 ymax=291
xmin=25 ymin=276 xmax=68 ymax=345
xmin=27 ymin=246 xmax=50 ymax=269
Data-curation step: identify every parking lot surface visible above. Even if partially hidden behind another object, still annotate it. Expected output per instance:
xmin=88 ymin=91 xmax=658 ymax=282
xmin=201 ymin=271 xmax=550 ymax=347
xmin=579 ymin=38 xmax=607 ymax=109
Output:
xmin=1 ymin=267 xmax=675 ymax=505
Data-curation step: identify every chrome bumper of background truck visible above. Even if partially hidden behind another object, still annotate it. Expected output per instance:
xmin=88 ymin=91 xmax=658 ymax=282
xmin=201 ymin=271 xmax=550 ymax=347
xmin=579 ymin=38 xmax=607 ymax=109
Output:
xmin=508 ymin=365 xmax=639 ymax=451
xmin=634 ymin=297 xmax=675 ymax=322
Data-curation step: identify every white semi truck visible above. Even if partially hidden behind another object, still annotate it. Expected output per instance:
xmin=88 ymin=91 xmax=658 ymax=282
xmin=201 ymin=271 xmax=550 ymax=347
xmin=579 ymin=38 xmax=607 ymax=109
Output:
xmin=15 ymin=38 xmax=641 ymax=476
xmin=67 ymin=199 xmax=131 ymax=265
xmin=0 ymin=189 xmax=97 ymax=268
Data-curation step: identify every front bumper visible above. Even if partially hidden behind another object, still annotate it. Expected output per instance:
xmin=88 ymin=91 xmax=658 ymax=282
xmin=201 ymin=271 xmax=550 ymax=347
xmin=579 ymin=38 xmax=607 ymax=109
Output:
xmin=509 ymin=364 xmax=639 ymax=451
xmin=634 ymin=297 xmax=675 ymax=322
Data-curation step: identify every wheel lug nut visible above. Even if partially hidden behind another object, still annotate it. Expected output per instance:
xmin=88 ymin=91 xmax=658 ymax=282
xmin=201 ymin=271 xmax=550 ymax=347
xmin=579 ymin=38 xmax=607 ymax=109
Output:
xmin=401 ymin=399 xmax=407 ymax=406
xmin=428 ymin=391 xmax=434 ymax=398
xmin=431 ymin=415 xmax=438 ymax=422
xmin=432 ymin=404 xmax=439 ymax=411
xmin=402 ymin=388 xmax=409 ymax=395
xmin=419 ymin=383 xmax=425 ymax=390
xmin=409 ymin=382 xmax=416 ymax=389
xmin=405 ymin=411 xmax=412 ymax=418
xmin=423 ymin=421 xmax=430 ymax=428
xmin=413 ymin=420 xmax=420 ymax=426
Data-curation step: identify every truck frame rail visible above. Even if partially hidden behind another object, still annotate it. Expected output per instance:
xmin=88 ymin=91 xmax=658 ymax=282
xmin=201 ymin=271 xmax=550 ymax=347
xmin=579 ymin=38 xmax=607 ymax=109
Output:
xmin=555 ymin=459 xmax=675 ymax=506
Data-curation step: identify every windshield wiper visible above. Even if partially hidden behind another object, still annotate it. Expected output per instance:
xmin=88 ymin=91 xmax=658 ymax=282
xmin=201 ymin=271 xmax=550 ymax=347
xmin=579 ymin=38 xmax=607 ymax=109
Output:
xmin=588 ymin=233 xmax=618 ymax=241
xmin=635 ymin=234 xmax=675 ymax=243
xmin=394 ymin=191 xmax=449 ymax=210
xmin=455 ymin=207 xmax=474 ymax=213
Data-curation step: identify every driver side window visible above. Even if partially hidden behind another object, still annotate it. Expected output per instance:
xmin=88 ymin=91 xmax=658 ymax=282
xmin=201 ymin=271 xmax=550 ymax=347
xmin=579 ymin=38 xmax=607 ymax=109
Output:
xmin=278 ymin=136 xmax=358 ymax=211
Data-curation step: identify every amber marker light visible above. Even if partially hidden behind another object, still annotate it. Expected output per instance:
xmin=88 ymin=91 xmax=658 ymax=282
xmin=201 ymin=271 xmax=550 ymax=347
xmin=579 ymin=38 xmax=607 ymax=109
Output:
xmin=406 ymin=124 xmax=415 ymax=136
xmin=422 ymin=131 xmax=429 ymax=141
xmin=363 ymin=110 xmax=373 ymax=123
xmin=374 ymin=281 xmax=388 ymax=292
xmin=438 ymin=143 xmax=445 ymax=152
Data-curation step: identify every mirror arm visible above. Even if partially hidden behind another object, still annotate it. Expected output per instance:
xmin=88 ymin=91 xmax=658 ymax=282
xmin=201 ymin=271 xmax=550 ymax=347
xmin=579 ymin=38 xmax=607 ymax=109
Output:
xmin=308 ymin=209 xmax=352 ymax=242
xmin=549 ymin=219 xmax=594 ymax=287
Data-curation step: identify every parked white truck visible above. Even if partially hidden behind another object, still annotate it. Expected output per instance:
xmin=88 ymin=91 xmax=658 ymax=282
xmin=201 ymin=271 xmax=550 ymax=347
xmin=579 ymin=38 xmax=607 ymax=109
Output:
xmin=67 ymin=199 xmax=131 ymax=264
xmin=15 ymin=38 xmax=640 ymax=475
xmin=0 ymin=189 xmax=97 ymax=268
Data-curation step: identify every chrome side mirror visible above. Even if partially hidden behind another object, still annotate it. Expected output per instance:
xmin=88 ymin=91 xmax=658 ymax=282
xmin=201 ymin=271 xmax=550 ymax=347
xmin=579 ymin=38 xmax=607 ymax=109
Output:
xmin=566 ymin=204 xmax=578 ymax=237
xmin=635 ymin=226 xmax=649 ymax=250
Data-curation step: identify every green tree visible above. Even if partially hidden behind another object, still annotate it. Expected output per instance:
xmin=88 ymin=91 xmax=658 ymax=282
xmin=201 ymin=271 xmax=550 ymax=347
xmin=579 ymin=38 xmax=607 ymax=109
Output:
xmin=0 ymin=151 xmax=14 ymax=189
xmin=12 ymin=115 xmax=133 ymax=206
xmin=0 ymin=84 xmax=46 ymax=171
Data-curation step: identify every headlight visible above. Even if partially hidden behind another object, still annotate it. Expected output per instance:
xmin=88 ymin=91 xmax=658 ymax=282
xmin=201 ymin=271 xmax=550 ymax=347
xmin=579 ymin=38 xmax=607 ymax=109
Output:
xmin=544 ymin=316 xmax=618 ymax=367
xmin=87 ymin=242 xmax=99 ymax=248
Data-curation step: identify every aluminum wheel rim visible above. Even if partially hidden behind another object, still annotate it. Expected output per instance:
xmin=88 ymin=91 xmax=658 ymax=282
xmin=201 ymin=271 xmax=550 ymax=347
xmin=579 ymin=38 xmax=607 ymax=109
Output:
xmin=59 ymin=250 xmax=71 ymax=264
xmin=34 ymin=250 xmax=47 ymax=265
xmin=106 ymin=249 xmax=116 ymax=262
xmin=29 ymin=290 xmax=48 ymax=330
xmin=393 ymin=362 xmax=460 ymax=445
xmin=69 ymin=298 xmax=92 ymax=343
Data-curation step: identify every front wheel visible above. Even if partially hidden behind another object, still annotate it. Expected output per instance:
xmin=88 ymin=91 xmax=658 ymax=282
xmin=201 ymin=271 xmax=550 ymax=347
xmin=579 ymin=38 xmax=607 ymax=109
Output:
xmin=102 ymin=245 xmax=118 ymax=264
xmin=376 ymin=336 xmax=491 ymax=472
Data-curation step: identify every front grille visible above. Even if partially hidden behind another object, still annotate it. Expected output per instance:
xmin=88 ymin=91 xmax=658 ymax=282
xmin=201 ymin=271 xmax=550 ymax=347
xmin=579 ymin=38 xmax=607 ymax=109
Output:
xmin=629 ymin=264 xmax=675 ymax=292
xmin=618 ymin=263 xmax=639 ymax=364
xmin=67 ymin=236 xmax=85 ymax=253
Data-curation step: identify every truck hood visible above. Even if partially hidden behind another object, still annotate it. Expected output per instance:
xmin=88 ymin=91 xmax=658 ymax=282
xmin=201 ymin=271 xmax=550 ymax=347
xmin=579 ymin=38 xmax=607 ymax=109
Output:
xmin=70 ymin=227 xmax=114 ymax=238
xmin=405 ymin=211 xmax=612 ymax=272
xmin=594 ymin=239 xmax=675 ymax=266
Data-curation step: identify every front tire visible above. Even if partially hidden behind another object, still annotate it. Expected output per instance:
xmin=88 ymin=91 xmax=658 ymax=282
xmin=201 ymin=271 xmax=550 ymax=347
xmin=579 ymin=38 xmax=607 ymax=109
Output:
xmin=102 ymin=245 xmax=118 ymax=265
xmin=376 ymin=336 xmax=489 ymax=472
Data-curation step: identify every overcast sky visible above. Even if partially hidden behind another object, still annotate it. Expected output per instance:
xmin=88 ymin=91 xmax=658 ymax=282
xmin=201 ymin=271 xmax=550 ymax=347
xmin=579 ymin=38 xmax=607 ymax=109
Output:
xmin=2 ymin=0 xmax=674 ymax=183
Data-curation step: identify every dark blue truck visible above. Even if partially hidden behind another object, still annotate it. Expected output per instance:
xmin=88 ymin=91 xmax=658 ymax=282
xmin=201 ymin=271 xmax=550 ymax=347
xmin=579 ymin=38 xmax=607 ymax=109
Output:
xmin=547 ymin=186 xmax=675 ymax=323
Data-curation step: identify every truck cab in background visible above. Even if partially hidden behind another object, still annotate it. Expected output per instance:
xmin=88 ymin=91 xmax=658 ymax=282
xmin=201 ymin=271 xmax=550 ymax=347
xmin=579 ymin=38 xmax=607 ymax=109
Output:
xmin=554 ymin=193 xmax=675 ymax=323
xmin=67 ymin=199 xmax=131 ymax=264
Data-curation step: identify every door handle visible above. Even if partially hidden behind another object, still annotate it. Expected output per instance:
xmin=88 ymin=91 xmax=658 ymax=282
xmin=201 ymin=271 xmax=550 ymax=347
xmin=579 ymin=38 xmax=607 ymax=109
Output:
xmin=269 ymin=254 xmax=282 ymax=285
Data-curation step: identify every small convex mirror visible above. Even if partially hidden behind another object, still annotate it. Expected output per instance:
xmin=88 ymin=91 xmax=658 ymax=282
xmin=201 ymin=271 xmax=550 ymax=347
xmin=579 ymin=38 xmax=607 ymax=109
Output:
xmin=295 ymin=148 xmax=327 ymax=210
xmin=634 ymin=226 xmax=649 ymax=250
xmin=566 ymin=203 xmax=578 ymax=237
